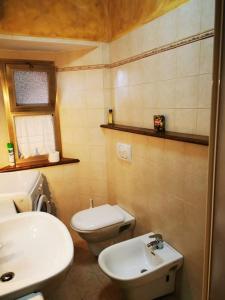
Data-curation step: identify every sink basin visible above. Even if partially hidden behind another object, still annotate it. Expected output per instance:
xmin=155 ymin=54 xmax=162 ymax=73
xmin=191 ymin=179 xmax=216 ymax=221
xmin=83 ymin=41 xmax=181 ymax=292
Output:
xmin=98 ymin=232 xmax=183 ymax=300
xmin=0 ymin=170 xmax=41 ymax=199
xmin=0 ymin=212 xmax=74 ymax=299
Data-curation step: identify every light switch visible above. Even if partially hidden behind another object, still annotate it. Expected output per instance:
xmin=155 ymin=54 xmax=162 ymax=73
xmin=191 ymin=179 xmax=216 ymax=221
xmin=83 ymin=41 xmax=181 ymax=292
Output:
xmin=117 ymin=143 xmax=132 ymax=162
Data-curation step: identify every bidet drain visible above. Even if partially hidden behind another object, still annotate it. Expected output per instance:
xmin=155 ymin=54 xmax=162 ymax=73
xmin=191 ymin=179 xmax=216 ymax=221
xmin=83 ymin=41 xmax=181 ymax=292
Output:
xmin=0 ymin=272 xmax=15 ymax=282
xmin=140 ymin=268 xmax=147 ymax=273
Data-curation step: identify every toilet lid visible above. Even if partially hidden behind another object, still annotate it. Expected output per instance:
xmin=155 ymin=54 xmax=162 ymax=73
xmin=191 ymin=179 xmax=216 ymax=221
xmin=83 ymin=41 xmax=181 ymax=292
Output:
xmin=71 ymin=204 xmax=125 ymax=231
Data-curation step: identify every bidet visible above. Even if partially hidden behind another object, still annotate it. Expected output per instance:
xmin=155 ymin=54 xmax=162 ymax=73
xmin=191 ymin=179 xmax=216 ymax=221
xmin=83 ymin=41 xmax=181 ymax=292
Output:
xmin=98 ymin=232 xmax=183 ymax=300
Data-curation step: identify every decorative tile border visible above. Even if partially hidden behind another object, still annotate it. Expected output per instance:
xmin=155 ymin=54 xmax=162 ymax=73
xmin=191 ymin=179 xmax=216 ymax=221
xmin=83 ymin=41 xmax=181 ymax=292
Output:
xmin=57 ymin=63 xmax=107 ymax=72
xmin=57 ymin=29 xmax=214 ymax=72
xmin=110 ymin=29 xmax=214 ymax=68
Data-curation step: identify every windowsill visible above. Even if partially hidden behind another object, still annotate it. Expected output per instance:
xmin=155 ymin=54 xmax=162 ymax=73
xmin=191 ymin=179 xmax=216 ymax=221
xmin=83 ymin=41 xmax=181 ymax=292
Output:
xmin=0 ymin=157 xmax=80 ymax=173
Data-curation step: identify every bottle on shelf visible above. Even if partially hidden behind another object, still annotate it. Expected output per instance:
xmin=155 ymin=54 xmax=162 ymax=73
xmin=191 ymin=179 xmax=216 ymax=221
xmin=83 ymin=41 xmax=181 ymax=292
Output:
xmin=108 ymin=109 xmax=114 ymax=125
xmin=7 ymin=142 xmax=15 ymax=166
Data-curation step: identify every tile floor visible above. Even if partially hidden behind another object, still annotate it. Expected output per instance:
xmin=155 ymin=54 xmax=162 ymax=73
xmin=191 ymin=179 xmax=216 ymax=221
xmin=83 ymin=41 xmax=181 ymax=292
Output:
xmin=47 ymin=241 xmax=176 ymax=300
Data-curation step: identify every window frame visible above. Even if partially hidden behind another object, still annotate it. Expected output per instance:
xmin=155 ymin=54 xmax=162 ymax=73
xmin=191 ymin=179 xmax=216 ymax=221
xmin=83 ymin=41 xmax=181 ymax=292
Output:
xmin=0 ymin=60 xmax=62 ymax=165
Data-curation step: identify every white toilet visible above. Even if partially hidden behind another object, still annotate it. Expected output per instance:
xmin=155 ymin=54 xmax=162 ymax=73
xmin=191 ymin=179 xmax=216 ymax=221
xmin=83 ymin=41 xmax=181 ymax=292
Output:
xmin=71 ymin=204 xmax=135 ymax=255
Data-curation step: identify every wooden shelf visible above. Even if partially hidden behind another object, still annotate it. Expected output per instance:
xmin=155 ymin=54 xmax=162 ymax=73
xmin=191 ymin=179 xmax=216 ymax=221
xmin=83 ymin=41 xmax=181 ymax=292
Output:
xmin=0 ymin=157 xmax=80 ymax=173
xmin=100 ymin=124 xmax=209 ymax=146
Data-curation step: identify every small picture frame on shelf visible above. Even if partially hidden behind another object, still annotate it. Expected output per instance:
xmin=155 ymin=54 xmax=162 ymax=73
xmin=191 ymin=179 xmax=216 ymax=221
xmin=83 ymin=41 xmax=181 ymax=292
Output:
xmin=153 ymin=115 xmax=165 ymax=132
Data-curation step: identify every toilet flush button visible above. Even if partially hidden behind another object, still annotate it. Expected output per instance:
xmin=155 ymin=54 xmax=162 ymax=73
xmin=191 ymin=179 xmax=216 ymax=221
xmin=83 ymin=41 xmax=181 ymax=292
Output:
xmin=117 ymin=143 xmax=132 ymax=162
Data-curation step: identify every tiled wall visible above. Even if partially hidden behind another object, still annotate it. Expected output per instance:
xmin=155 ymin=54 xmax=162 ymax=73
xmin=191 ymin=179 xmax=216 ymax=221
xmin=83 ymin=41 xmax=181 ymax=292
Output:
xmin=56 ymin=44 xmax=110 ymax=224
xmin=105 ymin=132 xmax=208 ymax=300
xmin=0 ymin=47 xmax=109 ymax=241
xmin=104 ymin=1 xmax=214 ymax=299
xmin=110 ymin=0 xmax=214 ymax=135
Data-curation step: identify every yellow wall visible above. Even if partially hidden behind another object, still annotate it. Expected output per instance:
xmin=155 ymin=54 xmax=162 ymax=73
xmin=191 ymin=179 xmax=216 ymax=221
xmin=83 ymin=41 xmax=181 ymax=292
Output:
xmin=0 ymin=0 xmax=186 ymax=41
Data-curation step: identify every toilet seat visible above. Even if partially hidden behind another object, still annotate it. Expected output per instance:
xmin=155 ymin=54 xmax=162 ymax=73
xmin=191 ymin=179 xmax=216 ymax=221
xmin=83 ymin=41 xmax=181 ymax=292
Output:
xmin=71 ymin=204 xmax=125 ymax=232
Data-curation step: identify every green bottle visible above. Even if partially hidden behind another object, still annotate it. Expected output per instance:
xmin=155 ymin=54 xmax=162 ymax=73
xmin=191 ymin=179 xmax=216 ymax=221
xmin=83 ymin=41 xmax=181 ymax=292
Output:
xmin=7 ymin=143 xmax=15 ymax=166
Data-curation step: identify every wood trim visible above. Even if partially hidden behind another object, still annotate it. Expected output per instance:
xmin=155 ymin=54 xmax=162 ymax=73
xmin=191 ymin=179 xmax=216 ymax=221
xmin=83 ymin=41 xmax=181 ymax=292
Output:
xmin=5 ymin=63 xmax=56 ymax=112
xmin=0 ymin=60 xmax=62 ymax=165
xmin=0 ymin=157 xmax=80 ymax=173
xmin=100 ymin=124 xmax=209 ymax=146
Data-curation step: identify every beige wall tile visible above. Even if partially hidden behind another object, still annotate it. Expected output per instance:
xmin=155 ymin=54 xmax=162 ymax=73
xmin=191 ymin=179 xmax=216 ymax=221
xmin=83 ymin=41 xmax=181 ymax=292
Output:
xmin=113 ymin=86 xmax=129 ymax=111
xmin=177 ymin=43 xmax=200 ymax=77
xmin=89 ymin=145 xmax=106 ymax=163
xmin=157 ymin=50 xmax=177 ymax=80
xmin=158 ymin=80 xmax=176 ymax=108
xmin=85 ymin=89 xmax=105 ymax=109
xmin=198 ymin=74 xmax=213 ymax=108
xmin=129 ymin=85 xmax=144 ymax=109
xmin=85 ymin=69 xmax=104 ymax=89
xmin=110 ymin=34 xmax=131 ymax=62
xmin=86 ymin=108 xmax=106 ymax=127
xmin=174 ymin=109 xmax=197 ymax=134
xmin=200 ymin=0 xmax=215 ymax=32
xmin=111 ymin=66 xmax=129 ymax=88
xmin=105 ymin=131 xmax=208 ymax=300
xmin=200 ymin=38 xmax=214 ymax=74
xmin=127 ymin=61 xmax=143 ymax=85
xmin=175 ymin=76 xmax=199 ymax=108
xmin=103 ymin=88 xmax=112 ymax=109
xmin=142 ymin=18 xmax=161 ymax=52
xmin=128 ymin=27 xmax=145 ymax=57
xmin=87 ymin=128 xmax=105 ymax=146
xmin=196 ymin=109 xmax=211 ymax=135
xmin=103 ymin=69 xmax=111 ymax=89
xmin=142 ymin=83 xmax=159 ymax=108
xmin=158 ymin=10 xmax=177 ymax=46
xmin=176 ymin=0 xmax=201 ymax=39
xmin=141 ymin=55 xmax=160 ymax=83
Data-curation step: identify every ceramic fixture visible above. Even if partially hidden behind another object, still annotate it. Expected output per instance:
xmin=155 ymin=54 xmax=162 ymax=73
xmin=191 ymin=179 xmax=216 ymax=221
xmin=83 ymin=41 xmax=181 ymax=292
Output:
xmin=0 ymin=170 xmax=52 ymax=213
xmin=71 ymin=204 xmax=135 ymax=255
xmin=0 ymin=212 xmax=74 ymax=300
xmin=98 ymin=232 xmax=183 ymax=300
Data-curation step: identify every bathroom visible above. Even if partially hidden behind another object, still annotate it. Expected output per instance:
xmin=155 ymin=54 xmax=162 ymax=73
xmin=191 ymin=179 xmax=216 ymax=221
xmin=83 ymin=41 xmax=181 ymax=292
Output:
xmin=0 ymin=0 xmax=224 ymax=299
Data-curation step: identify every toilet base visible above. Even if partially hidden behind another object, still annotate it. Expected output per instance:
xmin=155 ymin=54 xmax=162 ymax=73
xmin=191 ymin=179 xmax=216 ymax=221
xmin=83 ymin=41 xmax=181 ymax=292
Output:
xmin=121 ymin=272 xmax=176 ymax=300
xmin=88 ymin=228 xmax=134 ymax=256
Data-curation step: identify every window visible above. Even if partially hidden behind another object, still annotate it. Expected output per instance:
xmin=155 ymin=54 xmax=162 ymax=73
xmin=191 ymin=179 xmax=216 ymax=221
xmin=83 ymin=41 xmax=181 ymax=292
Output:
xmin=1 ymin=60 xmax=61 ymax=164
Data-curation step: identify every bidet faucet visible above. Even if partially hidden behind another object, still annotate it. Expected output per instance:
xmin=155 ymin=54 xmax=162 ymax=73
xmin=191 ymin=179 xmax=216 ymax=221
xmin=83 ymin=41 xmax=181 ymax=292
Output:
xmin=147 ymin=234 xmax=164 ymax=252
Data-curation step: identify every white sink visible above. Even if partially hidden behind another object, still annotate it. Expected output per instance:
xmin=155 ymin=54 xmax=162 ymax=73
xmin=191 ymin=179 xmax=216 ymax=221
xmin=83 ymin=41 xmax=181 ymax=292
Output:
xmin=0 ymin=212 xmax=74 ymax=299
xmin=0 ymin=170 xmax=40 ymax=199
xmin=98 ymin=232 xmax=183 ymax=300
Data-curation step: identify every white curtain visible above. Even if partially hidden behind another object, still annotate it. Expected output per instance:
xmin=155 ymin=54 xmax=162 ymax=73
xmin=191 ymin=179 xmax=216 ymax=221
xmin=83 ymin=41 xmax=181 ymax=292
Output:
xmin=14 ymin=115 xmax=56 ymax=159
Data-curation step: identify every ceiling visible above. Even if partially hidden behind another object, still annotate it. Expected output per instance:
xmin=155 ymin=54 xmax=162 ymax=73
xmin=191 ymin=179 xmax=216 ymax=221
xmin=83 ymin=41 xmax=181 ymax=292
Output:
xmin=0 ymin=0 xmax=187 ymax=43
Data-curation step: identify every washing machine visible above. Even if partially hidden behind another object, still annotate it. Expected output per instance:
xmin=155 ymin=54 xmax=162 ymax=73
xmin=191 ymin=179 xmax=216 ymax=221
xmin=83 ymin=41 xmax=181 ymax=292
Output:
xmin=11 ymin=171 xmax=52 ymax=214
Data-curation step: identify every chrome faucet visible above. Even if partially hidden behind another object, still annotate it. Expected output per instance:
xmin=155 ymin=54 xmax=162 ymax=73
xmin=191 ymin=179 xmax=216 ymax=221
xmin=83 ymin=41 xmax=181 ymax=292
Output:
xmin=147 ymin=234 xmax=164 ymax=253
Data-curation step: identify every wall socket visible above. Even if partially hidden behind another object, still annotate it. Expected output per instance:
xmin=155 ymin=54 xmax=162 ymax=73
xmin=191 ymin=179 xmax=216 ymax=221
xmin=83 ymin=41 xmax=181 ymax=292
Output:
xmin=117 ymin=143 xmax=132 ymax=162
